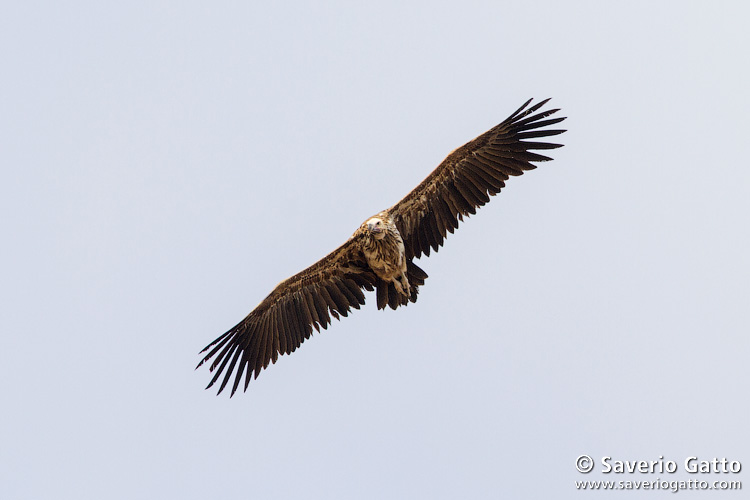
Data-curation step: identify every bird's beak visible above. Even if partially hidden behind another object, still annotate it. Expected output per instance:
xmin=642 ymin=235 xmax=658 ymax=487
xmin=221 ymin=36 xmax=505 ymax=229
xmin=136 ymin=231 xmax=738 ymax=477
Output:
xmin=368 ymin=222 xmax=382 ymax=233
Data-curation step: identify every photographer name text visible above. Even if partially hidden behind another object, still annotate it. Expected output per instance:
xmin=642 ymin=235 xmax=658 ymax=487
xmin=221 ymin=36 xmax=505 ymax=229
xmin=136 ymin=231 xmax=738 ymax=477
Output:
xmin=576 ymin=455 xmax=742 ymax=474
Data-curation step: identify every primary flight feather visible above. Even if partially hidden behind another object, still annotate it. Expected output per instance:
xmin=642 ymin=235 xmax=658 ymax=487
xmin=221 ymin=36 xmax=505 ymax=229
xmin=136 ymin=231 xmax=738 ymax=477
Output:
xmin=197 ymin=98 xmax=566 ymax=396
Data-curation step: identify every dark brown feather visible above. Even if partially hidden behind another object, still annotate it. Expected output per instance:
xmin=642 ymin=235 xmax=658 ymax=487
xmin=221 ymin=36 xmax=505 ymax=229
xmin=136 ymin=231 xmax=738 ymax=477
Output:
xmin=196 ymin=237 xmax=376 ymax=396
xmin=388 ymin=98 xmax=565 ymax=259
xmin=376 ymin=280 xmax=388 ymax=310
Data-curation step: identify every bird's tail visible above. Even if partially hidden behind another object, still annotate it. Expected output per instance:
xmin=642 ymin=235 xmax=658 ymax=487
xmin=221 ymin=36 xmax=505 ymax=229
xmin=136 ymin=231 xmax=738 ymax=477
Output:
xmin=376 ymin=260 xmax=428 ymax=310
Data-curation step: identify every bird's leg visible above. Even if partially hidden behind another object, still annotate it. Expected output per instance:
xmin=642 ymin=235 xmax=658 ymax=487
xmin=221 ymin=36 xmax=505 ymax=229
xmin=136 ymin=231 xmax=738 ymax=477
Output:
xmin=393 ymin=272 xmax=410 ymax=297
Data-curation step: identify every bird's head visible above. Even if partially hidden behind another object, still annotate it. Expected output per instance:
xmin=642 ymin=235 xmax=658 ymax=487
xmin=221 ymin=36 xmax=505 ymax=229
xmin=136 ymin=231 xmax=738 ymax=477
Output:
xmin=365 ymin=216 xmax=387 ymax=239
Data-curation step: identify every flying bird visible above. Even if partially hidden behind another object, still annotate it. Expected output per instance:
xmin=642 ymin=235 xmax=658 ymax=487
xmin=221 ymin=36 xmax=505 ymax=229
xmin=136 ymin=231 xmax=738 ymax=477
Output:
xmin=197 ymin=98 xmax=566 ymax=396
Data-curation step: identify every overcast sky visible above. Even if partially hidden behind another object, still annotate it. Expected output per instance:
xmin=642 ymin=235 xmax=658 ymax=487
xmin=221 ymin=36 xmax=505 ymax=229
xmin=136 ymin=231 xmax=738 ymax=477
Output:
xmin=2 ymin=1 xmax=749 ymax=499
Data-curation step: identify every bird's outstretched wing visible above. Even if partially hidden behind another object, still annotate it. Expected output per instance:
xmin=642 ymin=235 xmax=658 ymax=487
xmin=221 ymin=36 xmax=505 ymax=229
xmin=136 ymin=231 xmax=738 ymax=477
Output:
xmin=196 ymin=237 xmax=377 ymax=396
xmin=388 ymin=98 xmax=566 ymax=260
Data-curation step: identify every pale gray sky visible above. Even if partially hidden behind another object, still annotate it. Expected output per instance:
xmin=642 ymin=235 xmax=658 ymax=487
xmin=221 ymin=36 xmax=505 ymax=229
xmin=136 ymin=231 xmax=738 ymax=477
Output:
xmin=2 ymin=1 xmax=748 ymax=499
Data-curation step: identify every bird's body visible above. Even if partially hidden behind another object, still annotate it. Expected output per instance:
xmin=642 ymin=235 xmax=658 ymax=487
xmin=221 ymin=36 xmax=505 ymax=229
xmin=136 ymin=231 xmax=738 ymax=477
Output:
xmin=361 ymin=213 xmax=407 ymax=288
xmin=197 ymin=98 xmax=566 ymax=395
xmin=359 ymin=212 xmax=417 ymax=306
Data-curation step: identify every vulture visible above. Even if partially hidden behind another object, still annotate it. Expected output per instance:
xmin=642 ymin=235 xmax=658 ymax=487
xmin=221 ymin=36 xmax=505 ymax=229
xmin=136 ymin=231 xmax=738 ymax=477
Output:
xmin=197 ymin=98 xmax=566 ymax=396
